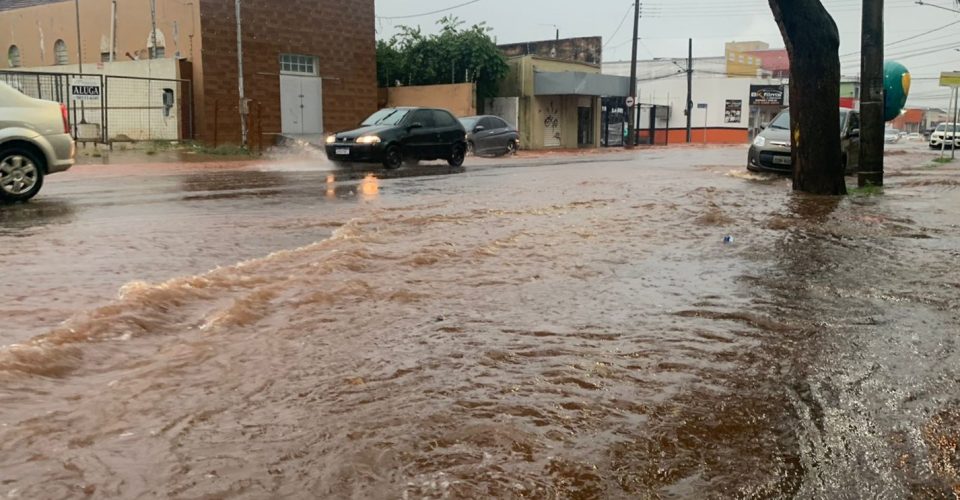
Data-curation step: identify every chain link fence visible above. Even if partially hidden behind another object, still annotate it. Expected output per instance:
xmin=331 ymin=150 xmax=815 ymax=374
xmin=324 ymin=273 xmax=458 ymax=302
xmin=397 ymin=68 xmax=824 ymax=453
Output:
xmin=0 ymin=70 xmax=193 ymax=145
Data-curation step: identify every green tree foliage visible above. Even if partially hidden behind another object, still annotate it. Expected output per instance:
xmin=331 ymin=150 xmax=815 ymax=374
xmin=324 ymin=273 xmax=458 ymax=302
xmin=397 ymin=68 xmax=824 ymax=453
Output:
xmin=376 ymin=17 xmax=509 ymax=103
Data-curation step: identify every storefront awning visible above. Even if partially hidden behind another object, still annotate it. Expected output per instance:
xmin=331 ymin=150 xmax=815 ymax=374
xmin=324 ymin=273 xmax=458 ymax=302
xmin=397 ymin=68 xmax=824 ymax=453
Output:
xmin=534 ymin=71 xmax=630 ymax=97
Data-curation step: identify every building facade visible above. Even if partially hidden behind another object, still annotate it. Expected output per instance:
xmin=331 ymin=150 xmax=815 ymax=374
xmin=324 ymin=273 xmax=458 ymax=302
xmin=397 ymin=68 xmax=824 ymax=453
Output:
xmin=495 ymin=55 xmax=630 ymax=150
xmin=604 ymin=44 xmax=862 ymax=144
xmin=493 ymin=37 xmax=628 ymax=150
xmin=0 ymin=0 xmax=376 ymax=145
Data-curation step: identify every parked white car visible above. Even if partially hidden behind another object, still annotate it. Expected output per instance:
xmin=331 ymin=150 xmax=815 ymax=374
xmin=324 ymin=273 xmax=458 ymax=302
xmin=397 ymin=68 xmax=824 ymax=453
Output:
xmin=929 ymin=123 xmax=959 ymax=149
xmin=0 ymin=82 xmax=75 ymax=203
xmin=884 ymin=128 xmax=901 ymax=144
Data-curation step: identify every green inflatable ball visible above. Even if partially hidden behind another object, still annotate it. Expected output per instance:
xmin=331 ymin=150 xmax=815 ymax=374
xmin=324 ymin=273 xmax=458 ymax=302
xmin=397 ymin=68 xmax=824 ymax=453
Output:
xmin=884 ymin=61 xmax=911 ymax=122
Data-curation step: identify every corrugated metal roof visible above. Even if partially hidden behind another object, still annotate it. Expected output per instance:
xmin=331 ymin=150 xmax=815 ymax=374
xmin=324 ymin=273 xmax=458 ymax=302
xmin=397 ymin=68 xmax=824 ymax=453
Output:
xmin=0 ymin=0 xmax=68 ymax=12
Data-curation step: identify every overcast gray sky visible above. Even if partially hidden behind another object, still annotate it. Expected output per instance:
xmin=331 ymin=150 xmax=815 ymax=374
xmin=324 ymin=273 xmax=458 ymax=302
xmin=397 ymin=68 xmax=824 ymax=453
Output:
xmin=374 ymin=0 xmax=960 ymax=107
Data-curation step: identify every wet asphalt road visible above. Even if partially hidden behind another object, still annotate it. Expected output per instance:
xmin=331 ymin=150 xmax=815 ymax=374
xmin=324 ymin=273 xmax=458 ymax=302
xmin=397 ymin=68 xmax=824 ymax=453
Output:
xmin=1 ymin=143 xmax=959 ymax=498
xmin=0 ymin=151 xmax=636 ymax=345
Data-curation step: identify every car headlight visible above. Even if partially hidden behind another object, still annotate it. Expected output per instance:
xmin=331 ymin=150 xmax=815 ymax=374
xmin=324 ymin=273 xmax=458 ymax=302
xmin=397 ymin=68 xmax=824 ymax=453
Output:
xmin=325 ymin=135 xmax=336 ymax=144
xmin=753 ymin=136 xmax=766 ymax=147
xmin=356 ymin=135 xmax=381 ymax=145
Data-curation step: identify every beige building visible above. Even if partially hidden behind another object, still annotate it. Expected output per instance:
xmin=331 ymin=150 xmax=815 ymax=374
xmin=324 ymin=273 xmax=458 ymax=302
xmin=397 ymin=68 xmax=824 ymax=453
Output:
xmin=2 ymin=0 xmax=198 ymax=68
xmin=495 ymin=55 xmax=629 ymax=150
xmin=1 ymin=0 xmax=377 ymax=145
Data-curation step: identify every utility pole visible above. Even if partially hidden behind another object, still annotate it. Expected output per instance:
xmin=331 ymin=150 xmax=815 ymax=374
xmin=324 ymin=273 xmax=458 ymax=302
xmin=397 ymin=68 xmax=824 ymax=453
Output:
xmin=149 ymin=0 xmax=158 ymax=59
xmin=109 ymin=0 xmax=117 ymax=62
xmin=626 ymin=0 xmax=640 ymax=148
xmin=73 ymin=0 xmax=83 ymax=74
xmin=859 ymin=0 xmax=884 ymax=187
xmin=686 ymin=38 xmax=693 ymax=143
xmin=235 ymin=0 xmax=248 ymax=148
xmin=73 ymin=0 xmax=87 ymax=124
xmin=953 ymin=87 xmax=959 ymax=160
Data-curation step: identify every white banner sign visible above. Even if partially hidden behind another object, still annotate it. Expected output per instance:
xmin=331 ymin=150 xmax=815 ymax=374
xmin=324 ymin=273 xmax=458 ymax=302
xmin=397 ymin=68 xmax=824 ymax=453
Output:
xmin=70 ymin=77 xmax=102 ymax=101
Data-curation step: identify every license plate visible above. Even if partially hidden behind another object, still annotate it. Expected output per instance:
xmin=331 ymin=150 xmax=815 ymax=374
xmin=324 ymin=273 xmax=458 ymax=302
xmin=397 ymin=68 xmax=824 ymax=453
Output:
xmin=335 ymin=148 xmax=350 ymax=156
xmin=773 ymin=156 xmax=792 ymax=165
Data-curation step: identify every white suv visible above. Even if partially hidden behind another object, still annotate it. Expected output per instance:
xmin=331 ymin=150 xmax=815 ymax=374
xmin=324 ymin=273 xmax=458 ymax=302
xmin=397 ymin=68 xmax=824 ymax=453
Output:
xmin=0 ymin=82 xmax=76 ymax=203
xmin=929 ymin=123 xmax=959 ymax=149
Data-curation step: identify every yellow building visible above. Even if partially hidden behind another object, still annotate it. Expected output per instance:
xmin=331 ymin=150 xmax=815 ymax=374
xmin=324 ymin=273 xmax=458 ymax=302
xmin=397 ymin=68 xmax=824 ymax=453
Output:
xmin=725 ymin=41 xmax=769 ymax=78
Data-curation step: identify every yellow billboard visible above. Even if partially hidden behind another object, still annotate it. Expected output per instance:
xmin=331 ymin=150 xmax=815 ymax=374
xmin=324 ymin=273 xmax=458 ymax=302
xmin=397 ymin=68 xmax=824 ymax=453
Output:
xmin=940 ymin=72 xmax=960 ymax=87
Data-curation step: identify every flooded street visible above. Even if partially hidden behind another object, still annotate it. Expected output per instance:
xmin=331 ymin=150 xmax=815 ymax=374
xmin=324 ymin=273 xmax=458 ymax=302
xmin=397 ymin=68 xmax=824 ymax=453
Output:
xmin=1 ymin=145 xmax=958 ymax=498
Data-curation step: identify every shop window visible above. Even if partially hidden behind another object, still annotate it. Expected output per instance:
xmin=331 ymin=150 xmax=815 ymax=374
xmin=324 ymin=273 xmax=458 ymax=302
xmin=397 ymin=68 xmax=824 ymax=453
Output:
xmin=8 ymin=45 xmax=21 ymax=68
xmin=147 ymin=30 xmax=166 ymax=59
xmin=54 ymin=40 xmax=68 ymax=65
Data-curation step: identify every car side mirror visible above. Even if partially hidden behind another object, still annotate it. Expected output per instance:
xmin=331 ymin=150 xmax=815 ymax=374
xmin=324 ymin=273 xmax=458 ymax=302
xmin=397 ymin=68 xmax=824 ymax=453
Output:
xmin=849 ymin=128 xmax=860 ymax=138
xmin=474 ymin=125 xmax=485 ymax=132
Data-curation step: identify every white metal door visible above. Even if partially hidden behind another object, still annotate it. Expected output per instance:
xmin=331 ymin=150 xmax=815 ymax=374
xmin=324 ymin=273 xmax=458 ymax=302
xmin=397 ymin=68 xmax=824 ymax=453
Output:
xmin=299 ymin=76 xmax=323 ymax=134
xmin=280 ymin=74 xmax=323 ymax=135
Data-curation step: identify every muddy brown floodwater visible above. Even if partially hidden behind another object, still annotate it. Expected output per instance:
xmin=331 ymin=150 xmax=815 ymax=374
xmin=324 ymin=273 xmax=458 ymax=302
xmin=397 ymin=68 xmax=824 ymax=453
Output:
xmin=1 ymin=145 xmax=959 ymax=498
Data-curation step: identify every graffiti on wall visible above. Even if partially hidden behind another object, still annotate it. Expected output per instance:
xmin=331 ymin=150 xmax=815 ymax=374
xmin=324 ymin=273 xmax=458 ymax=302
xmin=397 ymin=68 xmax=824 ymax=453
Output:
xmin=542 ymin=100 xmax=561 ymax=147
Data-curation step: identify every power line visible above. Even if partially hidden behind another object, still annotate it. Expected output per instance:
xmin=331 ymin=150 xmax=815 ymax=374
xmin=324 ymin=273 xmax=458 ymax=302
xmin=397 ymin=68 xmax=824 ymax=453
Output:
xmin=376 ymin=0 xmax=482 ymax=20
xmin=839 ymin=19 xmax=960 ymax=58
xmin=603 ymin=2 xmax=637 ymax=49
xmin=915 ymin=0 xmax=960 ymax=14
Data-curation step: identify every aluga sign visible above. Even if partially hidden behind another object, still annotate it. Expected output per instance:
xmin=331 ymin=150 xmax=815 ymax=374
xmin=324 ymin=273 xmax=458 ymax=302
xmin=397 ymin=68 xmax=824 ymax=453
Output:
xmin=70 ymin=77 xmax=102 ymax=101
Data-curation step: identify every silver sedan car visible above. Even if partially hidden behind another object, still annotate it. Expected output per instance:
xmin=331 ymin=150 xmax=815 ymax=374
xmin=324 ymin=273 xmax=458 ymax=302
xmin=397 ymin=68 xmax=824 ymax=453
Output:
xmin=0 ymin=82 xmax=76 ymax=203
xmin=460 ymin=115 xmax=520 ymax=157
xmin=747 ymin=107 xmax=861 ymax=175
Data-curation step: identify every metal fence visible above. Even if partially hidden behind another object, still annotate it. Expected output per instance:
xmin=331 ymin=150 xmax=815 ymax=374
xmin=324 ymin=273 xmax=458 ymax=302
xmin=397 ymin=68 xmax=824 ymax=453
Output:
xmin=0 ymin=70 xmax=193 ymax=145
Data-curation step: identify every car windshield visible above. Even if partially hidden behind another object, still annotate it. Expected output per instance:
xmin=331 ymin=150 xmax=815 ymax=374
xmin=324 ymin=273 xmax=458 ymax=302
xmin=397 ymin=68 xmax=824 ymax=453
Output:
xmin=886 ymin=128 xmax=900 ymax=135
xmin=768 ymin=112 xmax=790 ymax=130
xmin=768 ymin=111 xmax=848 ymax=131
xmin=361 ymin=108 xmax=410 ymax=126
xmin=936 ymin=124 xmax=957 ymax=132
xmin=459 ymin=117 xmax=479 ymax=130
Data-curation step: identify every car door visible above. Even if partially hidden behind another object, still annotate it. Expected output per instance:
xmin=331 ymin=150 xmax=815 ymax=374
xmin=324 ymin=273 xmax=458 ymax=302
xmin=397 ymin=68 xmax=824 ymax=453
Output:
xmin=402 ymin=109 xmax=437 ymax=159
xmin=470 ymin=117 xmax=497 ymax=154
xmin=486 ymin=117 xmax=513 ymax=154
xmin=844 ymin=111 xmax=861 ymax=171
xmin=432 ymin=110 xmax=462 ymax=158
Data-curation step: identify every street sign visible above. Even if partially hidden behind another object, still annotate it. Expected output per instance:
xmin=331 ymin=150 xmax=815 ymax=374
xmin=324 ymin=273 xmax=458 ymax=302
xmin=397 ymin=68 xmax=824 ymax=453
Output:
xmin=940 ymin=72 xmax=960 ymax=88
xmin=70 ymin=77 xmax=101 ymax=101
xmin=696 ymin=103 xmax=708 ymax=109
xmin=625 ymin=96 xmax=635 ymax=108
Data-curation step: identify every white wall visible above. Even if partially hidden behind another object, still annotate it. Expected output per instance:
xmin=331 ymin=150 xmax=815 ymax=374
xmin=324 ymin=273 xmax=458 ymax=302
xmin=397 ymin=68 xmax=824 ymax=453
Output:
xmin=4 ymin=59 xmax=184 ymax=141
xmin=630 ymin=75 xmax=790 ymax=131
xmin=485 ymin=97 xmax=519 ymax=129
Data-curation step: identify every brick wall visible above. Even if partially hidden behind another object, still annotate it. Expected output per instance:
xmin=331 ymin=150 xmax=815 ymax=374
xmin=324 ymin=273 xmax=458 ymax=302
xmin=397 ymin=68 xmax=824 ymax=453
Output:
xmin=197 ymin=0 xmax=376 ymax=145
xmin=498 ymin=37 xmax=602 ymax=66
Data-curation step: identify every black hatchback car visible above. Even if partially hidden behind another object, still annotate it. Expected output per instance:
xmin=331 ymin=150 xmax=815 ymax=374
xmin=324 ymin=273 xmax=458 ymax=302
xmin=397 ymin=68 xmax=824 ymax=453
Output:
xmin=325 ymin=107 xmax=467 ymax=169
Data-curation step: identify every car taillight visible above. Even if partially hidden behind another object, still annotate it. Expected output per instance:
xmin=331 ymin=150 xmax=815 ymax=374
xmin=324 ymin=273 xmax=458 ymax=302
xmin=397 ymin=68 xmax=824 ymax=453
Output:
xmin=60 ymin=103 xmax=70 ymax=134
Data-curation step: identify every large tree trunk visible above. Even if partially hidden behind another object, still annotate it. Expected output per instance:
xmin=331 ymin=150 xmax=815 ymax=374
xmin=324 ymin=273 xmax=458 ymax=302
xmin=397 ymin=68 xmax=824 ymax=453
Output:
xmin=768 ymin=0 xmax=846 ymax=195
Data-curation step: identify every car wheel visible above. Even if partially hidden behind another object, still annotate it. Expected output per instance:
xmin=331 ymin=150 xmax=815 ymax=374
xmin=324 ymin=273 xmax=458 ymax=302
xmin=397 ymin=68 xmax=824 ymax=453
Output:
xmin=505 ymin=140 xmax=518 ymax=156
xmin=382 ymin=146 xmax=402 ymax=169
xmin=448 ymin=144 xmax=466 ymax=167
xmin=0 ymin=147 xmax=45 ymax=203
